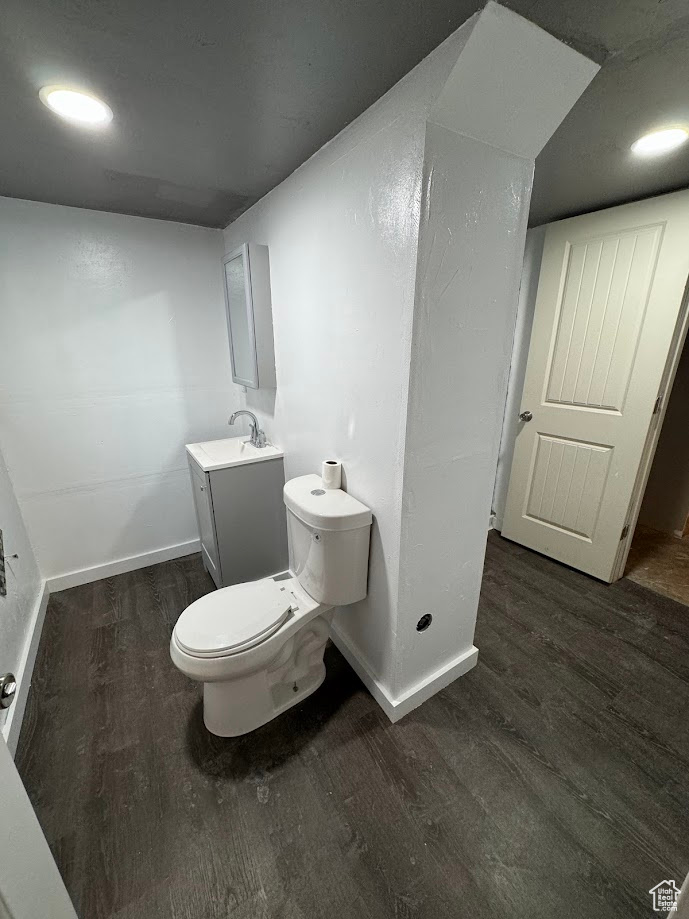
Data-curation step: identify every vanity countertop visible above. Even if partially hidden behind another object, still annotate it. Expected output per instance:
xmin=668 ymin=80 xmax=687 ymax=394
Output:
xmin=186 ymin=436 xmax=284 ymax=472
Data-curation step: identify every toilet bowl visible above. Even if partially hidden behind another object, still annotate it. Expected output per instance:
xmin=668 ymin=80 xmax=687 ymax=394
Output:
xmin=170 ymin=473 xmax=372 ymax=736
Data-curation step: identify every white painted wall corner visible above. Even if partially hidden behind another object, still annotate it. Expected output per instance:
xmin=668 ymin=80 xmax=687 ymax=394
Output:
xmin=45 ymin=539 xmax=200 ymax=593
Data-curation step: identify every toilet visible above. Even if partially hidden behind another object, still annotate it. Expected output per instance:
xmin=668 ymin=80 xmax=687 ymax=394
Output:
xmin=170 ymin=473 xmax=372 ymax=736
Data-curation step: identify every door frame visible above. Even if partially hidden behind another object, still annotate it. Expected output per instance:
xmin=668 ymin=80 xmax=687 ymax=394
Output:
xmin=610 ymin=276 xmax=689 ymax=580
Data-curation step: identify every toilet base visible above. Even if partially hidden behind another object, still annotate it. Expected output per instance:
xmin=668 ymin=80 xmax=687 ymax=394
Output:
xmin=203 ymin=662 xmax=326 ymax=737
xmin=201 ymin=613 xmax=331 ymax=737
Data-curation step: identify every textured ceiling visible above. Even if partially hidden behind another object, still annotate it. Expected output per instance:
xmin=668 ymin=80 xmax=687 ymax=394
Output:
xmin=1 ymin=0 xmax=688 ymax=228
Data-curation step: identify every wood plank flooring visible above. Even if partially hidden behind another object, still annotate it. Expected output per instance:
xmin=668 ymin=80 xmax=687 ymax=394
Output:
xmin=626 ymin=523 xmax=689 ymax=606
xmin=16 ymin=532 xmax=689 ymax=918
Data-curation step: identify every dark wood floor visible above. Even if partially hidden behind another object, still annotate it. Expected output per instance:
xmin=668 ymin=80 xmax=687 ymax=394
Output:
xmin=16 ymin=532 xmax=689 ymax=918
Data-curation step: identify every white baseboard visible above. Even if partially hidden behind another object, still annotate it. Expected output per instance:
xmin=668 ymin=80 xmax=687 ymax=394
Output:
xmin=331 ymin=623 xmax=479 ymax=723
xmin=2 ymin=580 xmax=51 ymax=756
xmin=46 ymin=539 xmax=201 ymax=593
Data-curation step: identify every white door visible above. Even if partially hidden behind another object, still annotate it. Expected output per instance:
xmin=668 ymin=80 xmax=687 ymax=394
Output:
xmin=0 ymin=736 xmax=77 ymax=919
xmin=502 ymin=191 xmax=689 ymax=581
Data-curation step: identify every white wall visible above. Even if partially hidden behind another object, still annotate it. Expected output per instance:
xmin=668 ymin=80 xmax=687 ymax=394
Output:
xmin=0 ymin=197 xmax=238 ymax=582
xmin=492 ymin=226 xmax=546 ymax=529
xmin=393 ymin=3 xmax=596 ymax=709
xmin=638 ymin=333 xmax=689 ymax=535
xmin=397 ymin=125 xmax=532 ymax=697
xmin=224 ymin=19 xmax=478 ymax=698
xmin=0 ymin=443 xmax=42 ymax=750
xmin=224 ymin=3 xmax=596 ymax=716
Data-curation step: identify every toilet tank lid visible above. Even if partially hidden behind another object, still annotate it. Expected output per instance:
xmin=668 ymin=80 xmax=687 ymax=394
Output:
xmin=284 ymin=474 xmax=372 ymax=531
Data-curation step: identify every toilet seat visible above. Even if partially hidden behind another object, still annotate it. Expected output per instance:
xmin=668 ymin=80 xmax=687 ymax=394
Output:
xmin=174 ymin=579 xmax=293 ymax=659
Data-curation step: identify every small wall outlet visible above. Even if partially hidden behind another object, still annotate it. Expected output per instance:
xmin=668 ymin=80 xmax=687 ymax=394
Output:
xmin=0 ymin=529 xmax=6 ymax=597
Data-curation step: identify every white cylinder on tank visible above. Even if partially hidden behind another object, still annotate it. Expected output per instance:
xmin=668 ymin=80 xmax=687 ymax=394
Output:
xmin=283 ymin=474 xmax=372 ymax=606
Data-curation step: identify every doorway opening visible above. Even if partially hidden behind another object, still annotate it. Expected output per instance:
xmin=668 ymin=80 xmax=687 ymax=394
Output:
xmin=625 ymin=331 xmax=689 ymax=605
xmin=494 ymin=189 xmax=689 ymax=596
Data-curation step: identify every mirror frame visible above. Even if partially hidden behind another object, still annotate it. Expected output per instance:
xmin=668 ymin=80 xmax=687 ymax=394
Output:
xmin=222 ymin=244 xmax=260 ymax=389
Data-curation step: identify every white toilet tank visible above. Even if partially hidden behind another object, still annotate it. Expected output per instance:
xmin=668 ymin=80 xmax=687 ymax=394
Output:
xmin=283 ymin=474 xmax=372 ymax=606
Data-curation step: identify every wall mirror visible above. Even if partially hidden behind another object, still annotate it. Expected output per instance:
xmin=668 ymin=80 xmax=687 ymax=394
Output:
xmin=222 ymin=243 xmax=276 ymax=390
xmin=223 ymin=245 xmax=259 ymax=388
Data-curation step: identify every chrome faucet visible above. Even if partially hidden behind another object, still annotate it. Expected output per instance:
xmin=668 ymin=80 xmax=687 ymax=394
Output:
xmin=228 ymin=410 xmax=267 ymax=448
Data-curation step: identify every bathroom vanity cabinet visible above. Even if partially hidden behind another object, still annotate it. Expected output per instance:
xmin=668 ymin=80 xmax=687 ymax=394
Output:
xmin=186 ymin=436 xmax=288 ymax=589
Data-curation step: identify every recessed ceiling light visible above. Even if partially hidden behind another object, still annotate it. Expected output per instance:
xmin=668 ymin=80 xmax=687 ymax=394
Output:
xmin=39 ymin=86 xmax=113 ymax=126
xmin=631 ymin=127 xmax=688 ymax=157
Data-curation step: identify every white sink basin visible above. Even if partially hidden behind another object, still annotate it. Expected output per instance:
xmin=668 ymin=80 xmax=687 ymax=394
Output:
xmin=186 ymin=436 xmax=283 ymax=472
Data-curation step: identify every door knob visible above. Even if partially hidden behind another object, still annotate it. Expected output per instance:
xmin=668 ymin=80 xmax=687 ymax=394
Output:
xmin=0 ymin=673 xmax=16 ymax=709
xmin=519 ymin=410 xmax=533 ymax=422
